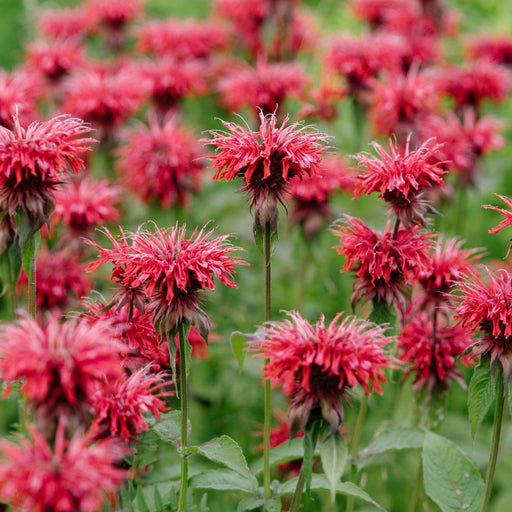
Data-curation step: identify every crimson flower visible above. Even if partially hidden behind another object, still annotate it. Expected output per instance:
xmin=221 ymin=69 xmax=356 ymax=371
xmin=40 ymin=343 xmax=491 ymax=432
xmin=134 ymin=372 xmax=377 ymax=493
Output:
xmin=483 ymin=194 xmax=512 ymax=251
xmin=333 ymin=216 xmax=434 ymax=308
xmin=87 ymin=224 xmax=244 ymax=335
xmin=53 ymin=175 xmax=122 ymax=239
xmin=349 ymin=0 xmax=415 ymax=29
xmin=206 ymin=112 xmax=329 ymax=231
xmin=0 ymin=114 xmax=95 ymax=232
xmin=117 ymin=114 xmax=203 ymax=208
xmin=398 ymin=312 xmax=475 ymax=393
xmin=353 ymin=135 xmax=446 ymax=226
xmin=37 ymin=6 xmax=94 ymax=40
xmin=289 ymin=155 xmax=355 ymax=239
xmin=0 ymin=315 xmax=124 ymax=420
xmin=467 ymin=35 xmax=512 ymax=66
xmin=91 ymin=367 xmax=170 ymax=441
xmin=216 ymin=58 xmax=309 ymax=116
xmin=253 ymin=311 xmax=391 ymax=432
xmin=455 ymin=268 xmax=512 ymax=378
xmin=0 ymin=424 xmax=126 ymax=512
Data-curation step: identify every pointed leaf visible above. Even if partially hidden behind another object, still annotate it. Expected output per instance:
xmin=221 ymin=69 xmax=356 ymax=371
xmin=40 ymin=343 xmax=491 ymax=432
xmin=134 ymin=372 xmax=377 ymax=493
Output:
xmin=237 ymin=496 xmax=264 ymax=512
xmin=468 ymin=357 xmax=497 ymax=439
xmin=320 ymin=433 xmax=348 ymax=501
xmin=197 ymin=435 xmax=254 ymax=483
xmin=150 ymin=410 xmax=191 ymax=448
xmin=230 ymin=332 xmax=248 ymax=371
xmin=422 ymin=431 xmax=484 ymax=512
xmin=20 ymin=232 xmax=39 ymax=288
xmin=190 ymin=468 xmax=254 ymax=492
xmin=369 ymin=298 xmax=397 ymax=333
xmin=280 ymin=475 xmax=385 ymax=511
xmin=251 ymin=437 xmax=304 ymax=475
xmin=0 ymin=239 xmax=21 ymax=298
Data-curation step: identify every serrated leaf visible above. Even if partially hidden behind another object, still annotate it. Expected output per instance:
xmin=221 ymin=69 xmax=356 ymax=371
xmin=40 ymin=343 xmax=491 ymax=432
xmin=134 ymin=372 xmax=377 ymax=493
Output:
xmin=190 ymin=468 xmax=254 ymax=492
xmin=422 ymin=431 xmax=484 ymax=512
xmin=280 ymin=475 xmax=385 ymax=511
xmin=151 ymin=410 xmax=191 ymax=448
xmin=468 ymin=357 xmax=498 ymax=439
xmin=196 ymin=435 xmax=254 ymax=484
xmin=320 ymin=433 xmax=348 ymax=501
xmin=237 ymin=496 xmax=264 ymax=512
xmin=357 ymin=427 xmax=425 ymax=468
xmin=230 ymin=332 xmax=248 ymax=371
xmin=251 ymin=437 xmax=304 ymax=475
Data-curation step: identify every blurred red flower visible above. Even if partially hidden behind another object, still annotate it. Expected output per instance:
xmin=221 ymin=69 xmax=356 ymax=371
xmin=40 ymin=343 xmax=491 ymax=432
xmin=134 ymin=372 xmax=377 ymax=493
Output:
xmin=37 ymin=6 xmax=94 ymax=40
xmin=467 ymin=34 xmax=512 ymax=66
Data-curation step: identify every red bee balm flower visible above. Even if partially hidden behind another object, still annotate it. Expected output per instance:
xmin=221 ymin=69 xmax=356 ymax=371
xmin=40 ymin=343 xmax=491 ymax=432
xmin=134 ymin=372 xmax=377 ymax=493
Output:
xmin=206 ymin=112 xmax=329 ymax=231
xmin=0 ymin=425 xmax=126 ymax=512
xmin=88 ymin=224 xmax=245 ymax=335
xmin=455 ymin=269 xmax=512 ymax=378
xmin=353 ymin=135 xmax=446 ymax=226
xmin=333 ymin=216 xmax=434 ymax=308
xmin=254 ymin=311 xmax=391 ymax=432
xmin=0 ymin=114 xmax=95 ymax=232
xmin=483 ymin=194 xmax=512 ymax=253
xmin=0 ymin=315 xmax=124 ymax=420
xmin=398 ymin=312 xmax=474 ymax=392
xmin=91 ymin=367 xmax=170 ymax=441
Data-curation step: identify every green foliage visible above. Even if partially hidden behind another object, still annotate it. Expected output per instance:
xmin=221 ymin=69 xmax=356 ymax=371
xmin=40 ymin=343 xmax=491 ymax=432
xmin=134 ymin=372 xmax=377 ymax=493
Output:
xmin=319 ymin=432 xmax=348 ymax=501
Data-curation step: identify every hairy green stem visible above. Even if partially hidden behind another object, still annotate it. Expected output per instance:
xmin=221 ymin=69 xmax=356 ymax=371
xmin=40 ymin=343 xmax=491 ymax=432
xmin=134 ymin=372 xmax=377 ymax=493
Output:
xmin=479 ymin=376 xmax=505 ymax=512
xmin=177 ymin=323 xmax=189 ymax=512
xmin=263 ymin=221 xmax=272 ymax=499
xmin=347 ymin=394 xmax=369 ymax=512
xmin=289 ymin=464 xmax=306 ymax=512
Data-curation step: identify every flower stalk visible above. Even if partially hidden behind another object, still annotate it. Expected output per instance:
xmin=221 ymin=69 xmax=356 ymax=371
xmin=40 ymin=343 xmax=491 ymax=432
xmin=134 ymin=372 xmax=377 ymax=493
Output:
xmin=177 ymin=322 xmax=189 ymax=512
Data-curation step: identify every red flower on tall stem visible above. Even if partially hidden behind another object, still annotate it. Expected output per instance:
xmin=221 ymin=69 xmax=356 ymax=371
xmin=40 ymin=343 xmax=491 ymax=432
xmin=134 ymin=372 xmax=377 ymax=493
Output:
xmin=0 ymin=424 xmax=127 ymax=512
xmin=0 ymin=114 xmax=95 ymax=232
xmin=206 ymin=112 xmax=329 ymax=231
xmin=253 ymin=311 xmax=391 ymax=432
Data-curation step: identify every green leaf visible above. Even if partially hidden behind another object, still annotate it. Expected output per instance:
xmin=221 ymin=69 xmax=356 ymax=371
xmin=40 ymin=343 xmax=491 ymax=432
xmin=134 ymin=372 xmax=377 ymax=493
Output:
xmin=0 ymin=239 xmax=21 ymax=299
xmin=253 ymin=215 xmax=279 ymax=255
xmin=150 ymin=410 xmax=191 ymax=448
xmin=357 ymin=427 xmax=426 ymax=468
xmin=320 ymin=433 xmax=348 ymax=501
xmin=368 ymin=298 xmax=397 ymax=332
xmin=237 ymin=496 xmax=264 ymax=512
xmin=20 ymin=231 xmax=39 ymax=288
xmin=136 ymin=488 xmax=150 ymax=512
xmin=230 ymin=332 xmax=248 ymax=371
xmin=280 ymin=475 xmax=385 ymax=511
xmin=190 ymin=468 xmax=254 ymax=492
xmin=265 ymin=498 xmax=281 ymax=512
xmin=422 ymin=431 xmax=484 ymax=512
xmin=196 ymin=435 xmax=255 ymax=484
xmin=303 ymin=421 xmax=320 ymax=495
xmin=251 ymin=437 xmax=304 ymax=475
xmin=132 ymin=482 xmax=179 ymax=512
xmin=468 ymin=357 xmax=498 ymax=439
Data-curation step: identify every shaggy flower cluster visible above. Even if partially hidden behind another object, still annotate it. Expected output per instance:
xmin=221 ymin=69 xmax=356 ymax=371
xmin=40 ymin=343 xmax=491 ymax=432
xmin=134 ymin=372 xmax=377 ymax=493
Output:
xmin=484 ymin=194 xmax=512 ymax=252
xmin=254 ymin=311 xmax=391 ymax=432
xmin=0 ymin=425 xmax=126 ymax=512
xmin=333 ymin=216 xmax=434 ymax=307
xmin=88 ymin=224 xmax=244 ymax=335
xmin=206 ymin=112 xmax=329 ymax=230
xmin=353 ymin=136 xmax=446 ymax=226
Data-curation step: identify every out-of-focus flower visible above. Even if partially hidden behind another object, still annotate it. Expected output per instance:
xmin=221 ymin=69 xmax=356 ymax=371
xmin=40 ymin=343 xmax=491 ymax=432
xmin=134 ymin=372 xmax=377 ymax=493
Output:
xmin=0 ymin=315 xmax=124 ymax=420
xmin=26 ymin=38 xmax=85 ymax=85
xmin=253 ymin=311 xmax=391 ymax=432
xmin=467 ymin=35 xmax=512 ymax=66
xmin=62 ymin=63 xmax=148 ymax=140
xmin=87 ymin=224 xmax=244 ymax=336
xmin=431 ymin=61 xmax=511 ymax=111
xmin=135 ymin=19 xmax=229 ymax=60
xmin=333 ymin=216 xmax=434 ymax=308
xmin=418 ymin=238 xmax=481 ymax=304
xmin=53 ymin=175 xmax=122 ymax=239
xmin=17 ymin=248 xmax=92 ymax=314
xmin=367 ymin=67 xmax=439 ymax=138
xmin=353 ymin=135 xmax=446 ymax=227
xmin=289 ymin=155 xmax=355 ymax=239
xmin=298 ymin=79 xmax=346 ymax=122
xmin=91 ymin=367 xmax=170 ymax=441
xmin=216 ymin=58 xmax=309 ymax=116
xmin=0 ymin=114 xmax=95 ymax=232
xmin=117 ymin=114 xmax=203 ymax=208
xmin=349 ymin=0 xmax=415 ymax=30
xmin=0 ymin=424 xmax=126 ymax=512
xmin=37 ymin=6 xmax=94 ymax=40
xmin=484 ymin=194 xmax=512 ymax=253
xmin=398 ymin=312 xmax=475 ymax=392
xmin=206 ymin=112 xmax=329 ymax=231
xmin=455 ymin=268 xmax=512 ymax=378
xmin=0 ymin=69 xmax=41 ymax=129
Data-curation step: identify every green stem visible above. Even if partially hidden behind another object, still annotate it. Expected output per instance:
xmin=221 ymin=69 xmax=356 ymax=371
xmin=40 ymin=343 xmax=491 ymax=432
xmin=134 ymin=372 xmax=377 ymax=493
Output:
xmin=289 ymin=464 xmax=306 ymax=512
xmin=28 ymin=252 xmax=36 ymax=319
xmin=479 ymin=375 xmax=505 ymax=512
xmin=263 ymin=221 xmax=272 ymax=499
xmin=7 ymin=251 xmax=17 ymax=317
xmin=296 ymin=236 xmax=309 ymax=311
xmin=407 ymin=461 xmax=423 ymax=512
xmin=177 ymin=323 xmax=189 ymax=512
xmin=347 ymin=394 xmax=369 ymax=512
